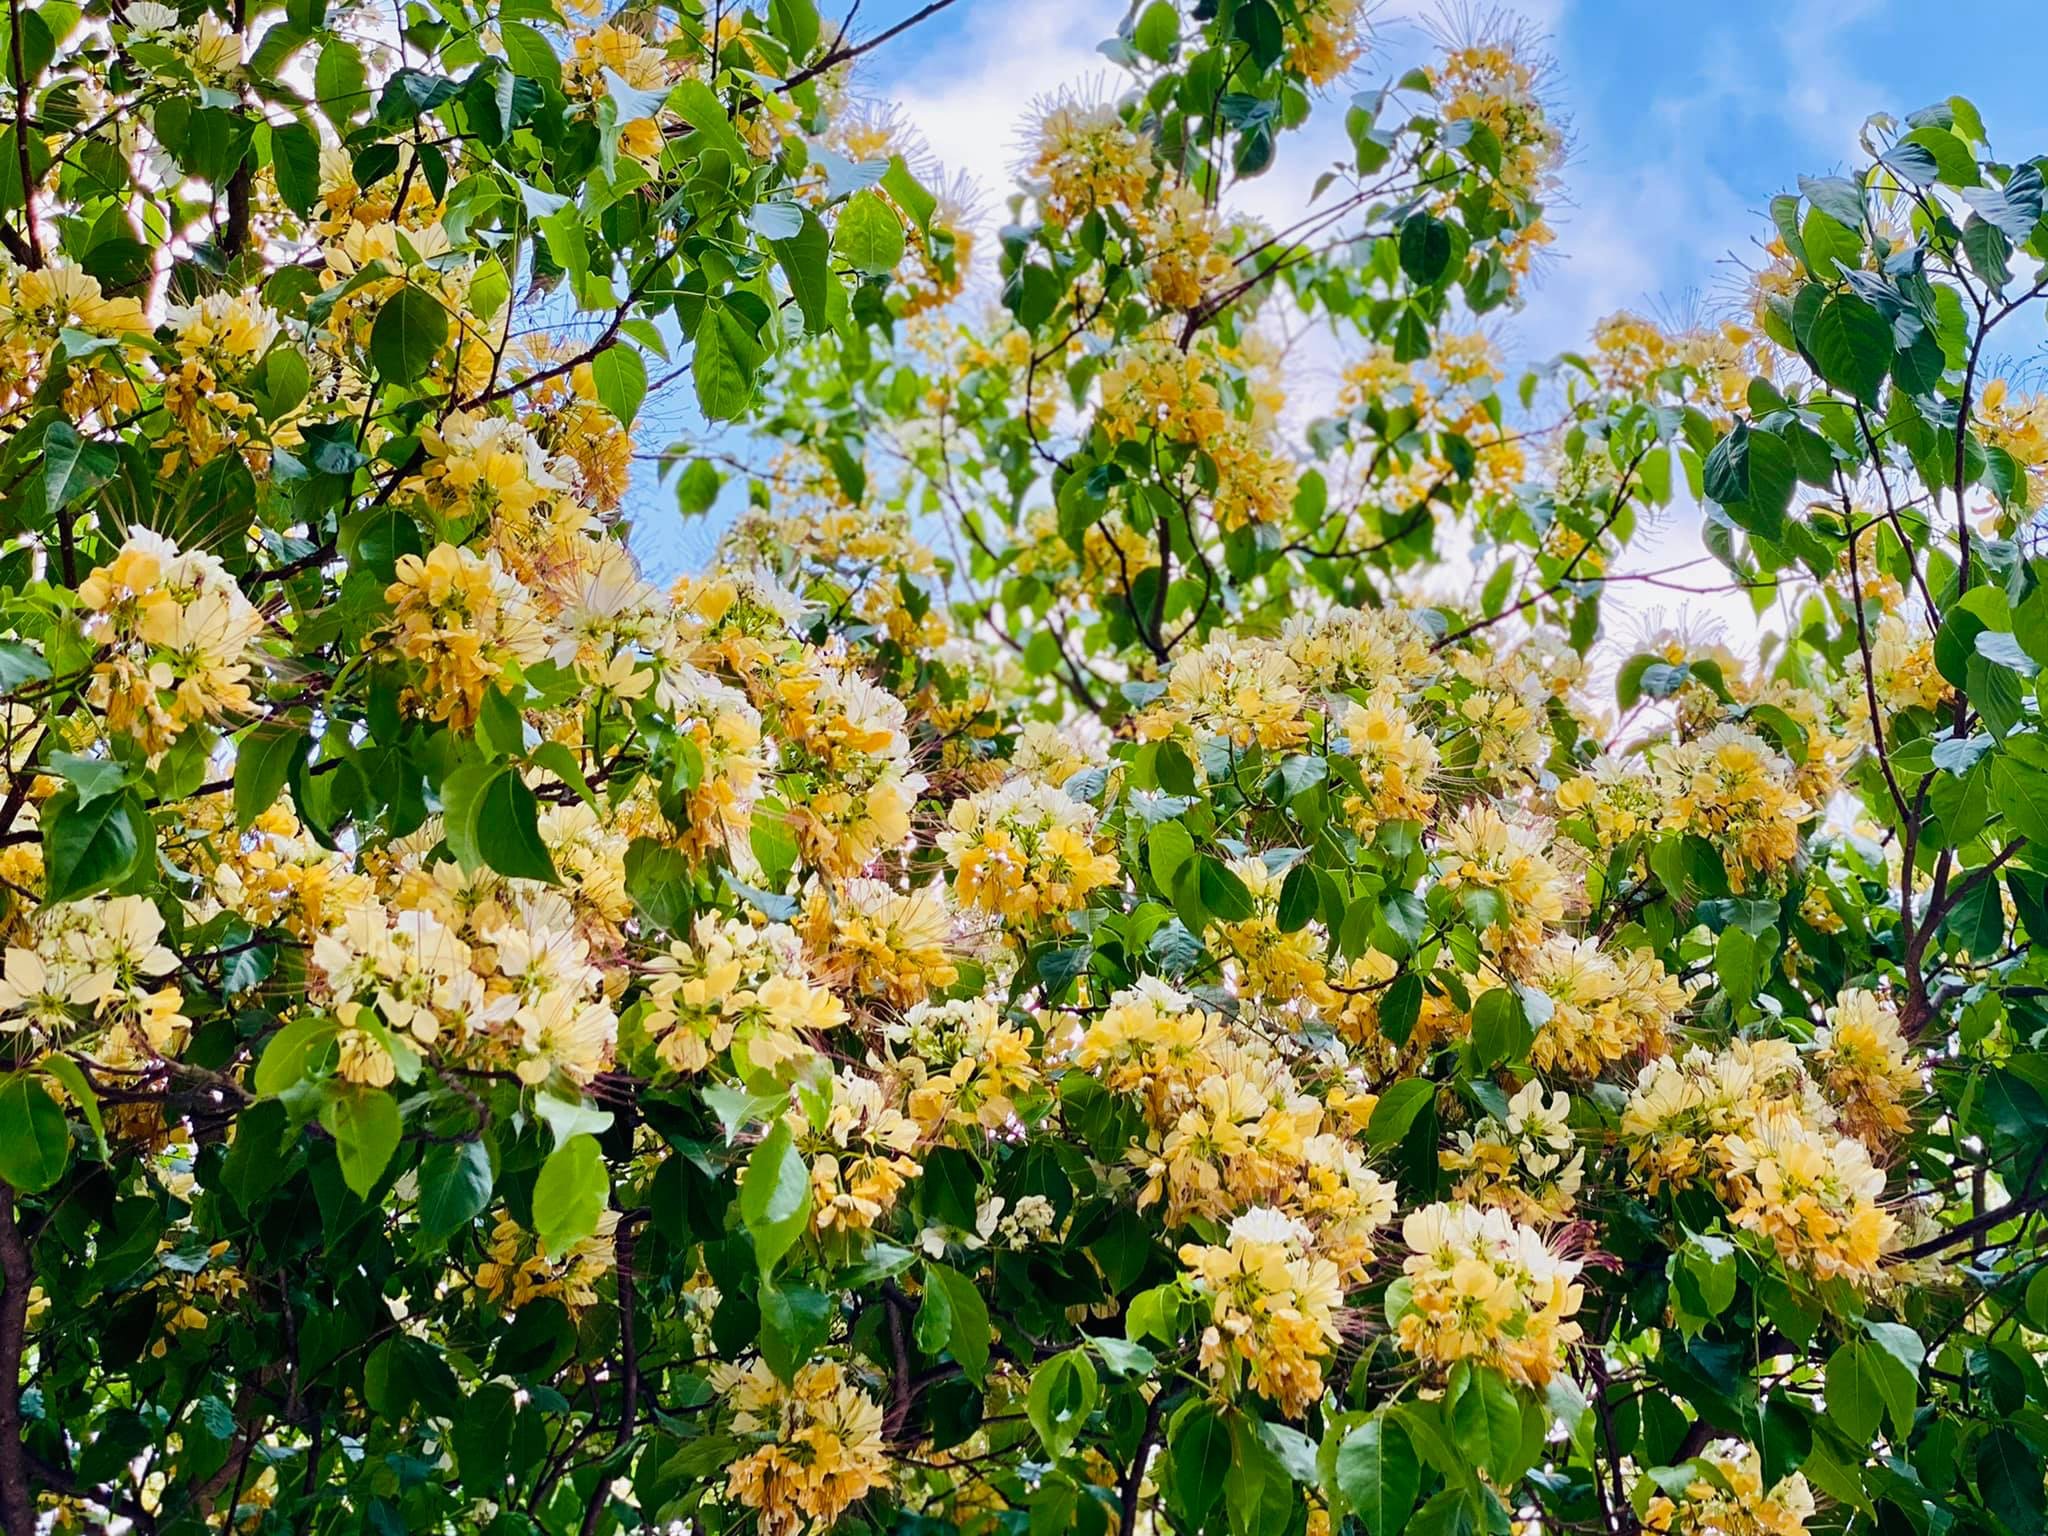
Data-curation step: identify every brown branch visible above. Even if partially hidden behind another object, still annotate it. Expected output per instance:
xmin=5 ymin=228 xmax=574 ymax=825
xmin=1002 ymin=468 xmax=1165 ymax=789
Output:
xmin=6 ymin=0 xmax=41 ymax=269
xmin=775 ymin=0 xmax=962 ymax=95
xmin=0 ymin=1188 xmax=34 ymax=1536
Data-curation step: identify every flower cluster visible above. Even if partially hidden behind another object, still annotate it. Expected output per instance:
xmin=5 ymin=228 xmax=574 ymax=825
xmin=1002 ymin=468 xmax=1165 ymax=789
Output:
xmin=712 ymin=1359 xmax=892 ymax=1536
xmin=383 ymin=544 xmax=550 ymax=729
xmin=1622 ymin=1039 xmax=1897 ymax=1284
xmin=78 ymin=529 xmax=265 ymax=757
xmin=1180 ymin=1208 xmax=1346 ymax=1418
xmin=1392 ymin=1200 xmax=1584 ymax=1388
xmin=1644 ymin=1442 xmax=1815 ymax=1536
xmin=940 ymin=777 xmax=1118 ymax=924
xmin=1441 ymin=1081 xmax=1583 ymax=1224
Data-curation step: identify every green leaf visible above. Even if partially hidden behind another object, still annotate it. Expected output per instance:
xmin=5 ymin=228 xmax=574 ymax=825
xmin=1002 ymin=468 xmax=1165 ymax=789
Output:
xmin=1277 ymin=861 xmax=1317 ymax=933
xmin=1447 ymin=1366 xmax=1524 ymax=1483
xmin=589 ymin=343 xmax=647 ymax=425
xmin=1980 ymin=1428 xmax=2045 ymax=1536
xmin=255 ymin=1015 xmax=338 ymax=1096
xmin=1800 ymin=173 xmax=1867 ymax=227
xmin=1367 ymin=1078 xmax=1434 ymax=1149
xmin=499 ymin=19 xmax=560 ymax=84
xmin=271 ymin=120 xmax=320 ymax=215
xmin=1805 ymin=292 xmax=1892 ymax=406
xmin=676 ymin=456 xmax=723 ymax=515
xmin=1398 ymin=213 xmax=1454 ymax=285
xmin=47 ymin=751 xmax=131 ymax=808
xmin=235 ymin=714 xmax=310 ymax=830
xmin=693 ymin=301 xmax=759 ymax=422
xmin=832 ymin=189 xmax=906 ymax=275
xmin=771 ymin=208 xmax=833 ymax=334
xmin=42 ymin=420 xmax=117 ymax=510
xmin=36 ymin=1057 xmax=105 ymax=1162
xmin=1825 ymin=1341 xmax=1883 ymax=1443
xmin=444 ymin=764 xmax=557 ymax=883
xmin=1026 ymin=1348 xmax=1098 ymax=1461
xmin=369 ymin=284 xmax=449 ymax=384
xmin=1148 ymin=820 xmax=1196 ymax=889
xmin=1334 ymin=1415 xmax=1418 ymax=1535
xmin=923 ymin=1261 xmax=990 ymax=1384
xmin=1168 ymin=1402 xmax=1231 ymax=1525
xmin=319 ymin=1084 xmax=403 ymax=1198
xmin=739 ymin=1117 xmax=810 ymax=1276
xmin=416 ymin=1140 xmax=493 ymax=1241
xmin=0 ymin=1072 xmax=72 ymax=1192
xmin=1133 ymin=0 xmax=1178 ymax=59
xmin=1197 ymin=856 xmax=1255 ymax=922
xmin=532 ymin=1132 xmax=607 ymax=1260
xmin=880 ymin=156 xmax=936 ymax=234
xmin=41 ymin=787 xmax=148 ymax=904
xmin=670 ymin=78 xmax=749 ymax=163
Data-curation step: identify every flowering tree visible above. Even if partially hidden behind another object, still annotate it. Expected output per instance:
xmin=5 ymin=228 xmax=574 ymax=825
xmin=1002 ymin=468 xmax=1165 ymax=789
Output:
xmin=0 ymin=0 xmax=2045 ymax=1530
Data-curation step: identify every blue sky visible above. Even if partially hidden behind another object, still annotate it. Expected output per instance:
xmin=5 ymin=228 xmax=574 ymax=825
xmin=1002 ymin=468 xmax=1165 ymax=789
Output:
xmin=637 ymin=0 xmax=2048 ymax=582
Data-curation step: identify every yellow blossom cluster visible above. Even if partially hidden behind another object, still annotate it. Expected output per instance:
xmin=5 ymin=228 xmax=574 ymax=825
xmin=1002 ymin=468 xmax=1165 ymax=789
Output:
xmin=1141 ymin=635 xmax=1309 ymax=752
xmin=1135 ymin=182 xmax=1233 ymax=308
xmin=312 ymin=891 xmax=617 ymax=1087
xmin=1206 ymin=855 xmax=1338 ymax=1009
xmin=1644 ymin=1442 xmax=1815 ymax=1536
xmin=1977 ymin=377 xmax=2048 ymax=508
xmin=1392 ymin=1199 xmax=1583 ymax=1388
xmin=1279 ymin=604 xmax=1441 ymax=695
xmin=204 ymin=801 xmax=374 ymax=941
xmin=1441 ymin=1080 xmax=1583 ymax=1223
xmin=1519 ymin=934 xmax=1688 ymax=1078
xmin=1434 ymin=803 xmax=1573 ymax=963
xmin=1179 ymin=1207 xmax=1346 ymax=1418
xmin=78 ymin=528 xmax=266 ymax=757
xmin=711 ymin=1358 xmax=892 ymax=1536
xmin=1026 ymin=95 xmax=1154 ymax=227
xmin=804 ymin=877 xmax=959 ymax=1011
xmin=1654 ymin=725 xmax=1812 ymax=891
xmin=939 ymin=777 xmax=1119 ymax=924
xmin=1339 ymin=692 xmax=1440 ymax=835
xmin=1095 ymin=339 xmax=1300 ymax=531
xmin=0 ymin=895 xmax=187 ymax=1065
xmin=800 ymin=1068 xmax=925 ymax=1237
xmin=1813 ymin=988 xmax=1920 ymax=1143
xmin=1285 ymin=0 xmax=1370 ymax=85
xmin=1555 ymin=754 xmax=1662 ymax=850
xmin=383 ymin=543 xmax=550 ymax=729
xmin=1430 ymin=37 xmax=1564 ymax=209
xmin=639 ymin=915 xmax=843 ymax=1079
xmin=1077 ymin=978 xmax=1396 ymax=1272
xmin=475 ymin=1208 xmax=620 ymax=1312
xmin=0 ymin=259 xmax=149 ymax=414
xmin=771 ymin=647 xmax=926 ymax=875
xmin=1622 ymin=1039 xmax=1897 ymax=1285
xmin=890 ymin=996 xmax=1043 ymax=1134
xmin=161 ymin=292 xmax=284 ymax=470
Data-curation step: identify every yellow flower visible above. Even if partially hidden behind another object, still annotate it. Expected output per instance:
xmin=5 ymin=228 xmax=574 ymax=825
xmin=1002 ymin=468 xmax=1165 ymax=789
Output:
xmin=1179 ymin=1209 xmax=1345 ymax=1418
xmin=1435 ymin=804 xmax=1571 ymax=964
xmin=1813 ymin=988 xmax=1919 ymax=1142
xmin=1645 ymin=1440 xmax=1814 ymax=1536
xmin=940 ymin=777 xmax=1118 ymax=925
xmin=384 ymin=543 xmax=549 ymax=728
xmin=712 ymin=1358 xmax=891 ymax=1536
xmin=1394 ymin=1200 xmax=1582 ymax=1388
xmin=1442 ymin=1080 xmax=1583 ymax=1223
xmin=1026 ymin=94 xmax=1154 ymax=226
xmin=78 ymin=528 xmax=265 ymax=757
xmin=1655 ymin=725 xmax=1812 ymax=891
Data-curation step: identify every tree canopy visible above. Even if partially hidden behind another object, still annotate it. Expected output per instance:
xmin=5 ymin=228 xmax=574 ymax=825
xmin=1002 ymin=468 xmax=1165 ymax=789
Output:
xmin=0 ymin=0 xmax=2046 ymax=1533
